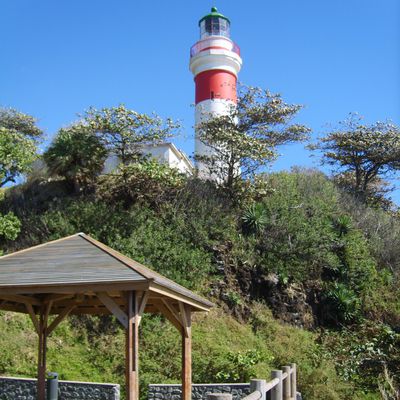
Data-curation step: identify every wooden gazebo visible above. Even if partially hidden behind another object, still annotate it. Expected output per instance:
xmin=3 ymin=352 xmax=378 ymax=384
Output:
xmin=0 ymin=233 xmax=213 ymax=400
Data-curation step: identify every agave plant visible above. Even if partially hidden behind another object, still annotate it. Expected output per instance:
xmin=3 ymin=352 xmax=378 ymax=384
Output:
xmin=327 ymin=282 xmax=360 ymax=323
xmin=242 ymin=203 xmax=268 ymax=234
xmin=333 ymin=215 xmax=353 ymax=236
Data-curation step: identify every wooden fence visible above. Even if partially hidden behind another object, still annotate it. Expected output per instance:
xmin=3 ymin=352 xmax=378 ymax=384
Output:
xmin=243 ymin=363 xmax=297 ymax=400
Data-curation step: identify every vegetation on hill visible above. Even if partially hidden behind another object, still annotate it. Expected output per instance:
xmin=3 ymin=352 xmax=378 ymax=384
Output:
xmin=0 ymin=102 xmax=399 ymax=400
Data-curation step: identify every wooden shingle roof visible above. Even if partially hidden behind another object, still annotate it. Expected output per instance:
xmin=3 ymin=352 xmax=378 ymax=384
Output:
xmin=0 ymin=233 xmax=213 ymax=312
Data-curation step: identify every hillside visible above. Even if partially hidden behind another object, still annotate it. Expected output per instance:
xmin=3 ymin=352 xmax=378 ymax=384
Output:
xmin=1 ymin=167 xmax=399 ymax=400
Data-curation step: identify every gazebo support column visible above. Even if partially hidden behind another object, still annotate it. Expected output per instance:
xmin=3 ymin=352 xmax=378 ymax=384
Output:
xmin=37 ymin=305 xmax=48 ymax=400
xmin=180 ymin=304 xmax=192 ymax=400
xmin=126 ymin=291 xmax=140 ymax=400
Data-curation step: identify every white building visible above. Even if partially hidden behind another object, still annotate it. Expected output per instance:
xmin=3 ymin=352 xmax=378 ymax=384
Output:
xmin=103 ymin=142 xmax=194 ymax=175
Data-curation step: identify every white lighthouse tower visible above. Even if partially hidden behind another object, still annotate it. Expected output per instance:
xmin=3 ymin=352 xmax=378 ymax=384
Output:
xmin=189 ymin=7 xmax=242 ymax=180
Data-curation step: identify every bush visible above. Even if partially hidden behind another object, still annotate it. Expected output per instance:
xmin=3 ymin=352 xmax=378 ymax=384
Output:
xmin=44 ymin=125 xmax=107 ymax=191
xmin=97 ymin=160 xmax=185 ymax=207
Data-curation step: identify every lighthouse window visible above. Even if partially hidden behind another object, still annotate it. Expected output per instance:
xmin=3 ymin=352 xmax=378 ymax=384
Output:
xmin=201 ymin=17 xmax=230 ymax=38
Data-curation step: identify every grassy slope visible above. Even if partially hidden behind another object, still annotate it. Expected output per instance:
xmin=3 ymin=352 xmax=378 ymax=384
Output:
xmin=1 ymin=170 xmax=399 ymax=399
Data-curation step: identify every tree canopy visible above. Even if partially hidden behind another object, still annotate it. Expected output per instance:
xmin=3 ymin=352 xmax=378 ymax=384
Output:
xmin=84 ymin=105 xmax=180 ymax=165
xmin=195 ymin=86 xmax=310 ymax=191
xmin=44 ymin=124 xmax=108 ymax=191
xmin=0 ymin=108 xmax=42 ymax=187
xmin=313 ymin=114 xmax=400 ymax=203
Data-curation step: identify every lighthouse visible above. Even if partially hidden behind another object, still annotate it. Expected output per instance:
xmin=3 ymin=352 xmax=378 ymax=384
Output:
xmin=190 ymin=7 xmax=242 ymax=180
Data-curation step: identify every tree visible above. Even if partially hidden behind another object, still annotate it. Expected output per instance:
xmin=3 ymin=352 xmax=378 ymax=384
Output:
xmin=84 ymin=105 xmax=180 ymax=165
xmin=0 ymin=107 xmax=42 ymax=186
xmin=44 ymin=124 xmax=108 ymax=191
xmin=0 ymin=107 xmax=42 ymax=248
xmin=195 ymin=85 xmax=310 ymax=191
xmin=313 ymin=114 xmax=400 ymax=203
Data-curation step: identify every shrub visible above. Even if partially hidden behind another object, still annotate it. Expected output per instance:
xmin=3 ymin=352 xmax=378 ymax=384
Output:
xmin=242 ymin=203 xmax=268 ymax=234
xmin=97 ymin=160 xmax=185 ymax=207
xmin=44 ymin=125 xmax=107 ymax=191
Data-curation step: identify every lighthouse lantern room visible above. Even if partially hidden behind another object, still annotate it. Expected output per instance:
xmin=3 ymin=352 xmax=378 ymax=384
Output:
xmin=190 ymin=7 xmax=243 ymax=180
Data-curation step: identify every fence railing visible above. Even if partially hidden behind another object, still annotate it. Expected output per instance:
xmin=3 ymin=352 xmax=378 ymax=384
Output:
xmin=207 ymin=363 xmax=297 ymax=400
xmin=243 ymin=363 xmax=297 ymax=400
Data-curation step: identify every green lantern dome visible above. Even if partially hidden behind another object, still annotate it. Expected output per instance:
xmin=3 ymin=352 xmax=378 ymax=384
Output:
xmin=198 ymin=7 xmax=231 ymax=39
xmin=198 ymin=7 xmax=231 ymax=26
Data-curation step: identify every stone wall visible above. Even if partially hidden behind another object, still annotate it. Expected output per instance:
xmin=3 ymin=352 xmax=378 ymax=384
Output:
xmin=0 ymin=376 xmax=120 ymax=400
xmin=148 ymin=383 xmax=251 ymax=400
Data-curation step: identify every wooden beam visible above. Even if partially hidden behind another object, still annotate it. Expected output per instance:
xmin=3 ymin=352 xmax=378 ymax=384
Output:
xmin=37 ymin=305 xmax=48 ymax=400
xmin=154 ymin=301 xmax=183 ymax=332
xmin=25 ymin=303 xmax=39 ymax=334
xmin=179 ymin=302 xmax=190 ymax=338
xmin=47 ymin=304 xmax=76 ymax=335
xmin=43 ymin=294 xmax=74 ymax=303
xmin=0 ymin=294 xmax=41 ymax=306
xmin=181 ymin=304 xmax=192 ymax=400
xmin=126 ymin=291 xmax=139 ymax=400
xmin=97 ymin=292 xmax=128 ymax=329
xmin=44 ymin=300 xmax=53 ymax=324
xmin=162 ymin=299 xmax=182 ymax=326
xmin=137 ymin=291 xmax=149 ymax=326
xmin=149 ymin=283 xmax=211 ymax=312
xmin=0 ymin=281 xmax=150 ymax=295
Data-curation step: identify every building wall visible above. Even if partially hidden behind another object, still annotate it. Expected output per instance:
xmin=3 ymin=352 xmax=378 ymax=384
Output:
xmin=148 ymin=383 xmax=251 ymax=400
xmin=0 ymin=376 xmax=120 ymax=400
xmin=102 ymin=144 xmax=193 ymax=175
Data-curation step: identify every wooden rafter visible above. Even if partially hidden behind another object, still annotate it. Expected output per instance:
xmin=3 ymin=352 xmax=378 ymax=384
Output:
xmin=0 ymin=294 xmax=41 ymax=306
xmin=97 ymin=292 xmax=128 ymax=329
xmin=25 ymin=303 xmax=39 ymax=334
xmin=162 ymin=299 xmax=182 ymax=325
xmin=154 ymin=301 xmax=183 ymax=332
xmin=47 ymin=304 xmax=76 ymax=335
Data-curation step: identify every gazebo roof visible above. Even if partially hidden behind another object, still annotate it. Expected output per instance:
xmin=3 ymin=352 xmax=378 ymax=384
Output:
xmin=0 ymin=233 xmax=213 ymax=314
xmin=0 ymin=234 xmax=204 ymax=400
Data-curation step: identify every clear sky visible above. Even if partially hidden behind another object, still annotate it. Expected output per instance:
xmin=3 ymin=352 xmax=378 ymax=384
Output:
xmin=1 ymin=1 xmax=399 ymax=200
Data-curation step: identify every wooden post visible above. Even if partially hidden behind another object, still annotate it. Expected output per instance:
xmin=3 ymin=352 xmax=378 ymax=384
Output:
xmin=126 ymin=291 xmax=139 ymax=400
xmin=181 ymin=304 xmax=192 ymax=400
xmin=37 ymin=305 xmax=47 ymax=400
xmin=282 ymin=366 xmax=291 ymax=400
xmin=250 ymin=379 xmax=266 ymax=400
xmin=290 ymin=364 xmax=297 ymax=400
xmin=271 ymin=370 xmax=282 ymax=400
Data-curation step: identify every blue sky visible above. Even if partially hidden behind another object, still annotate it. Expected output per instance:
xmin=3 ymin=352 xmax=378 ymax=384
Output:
xmin=1 ymin=1 xmax=399 ymax=200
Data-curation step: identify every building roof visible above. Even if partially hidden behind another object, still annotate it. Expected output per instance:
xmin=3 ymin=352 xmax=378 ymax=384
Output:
xmin=0 ymin=233 xmax=213 ymax=313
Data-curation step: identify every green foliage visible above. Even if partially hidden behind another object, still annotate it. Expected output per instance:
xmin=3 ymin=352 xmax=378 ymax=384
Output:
xmin=215 ymin=350 xmax=264 ymax=382
xmin=195 ymin=85 xmax=310 ymax=191
xmin=44 ymin=124 xmax=107 ymax=190
xmin=312 ymin=114 xmax=400 ymax=203
xmin=17 ymin=199 xmax=212 ymax=290
xmin=97 ymin=159 xmax=186 ymax=207
xmin=321 ymin=322 xmax=400 ymax=395
xmin=326 ymin=283 xmax=361 ymax=323
xmin=253 ymin=169 xmax=343 ymax=280
xmin=1 ymin=165 xmax=399 ymax=399
xmin=241 ymin=203 xmax=268 ymax=234
xmin=0 ymin=107 xmax=42 ymax=187
xmin=0 ymin=212 xmax=20 ymax=241
xmin=84 ymin=105 xmax=180 ymax=165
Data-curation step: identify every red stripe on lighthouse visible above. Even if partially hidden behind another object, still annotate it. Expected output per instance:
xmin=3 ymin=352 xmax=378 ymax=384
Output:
xmin=195 ymin=70 xmax=237 ymax=104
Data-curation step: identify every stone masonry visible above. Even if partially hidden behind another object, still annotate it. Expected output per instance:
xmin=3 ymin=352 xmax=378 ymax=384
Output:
xmin=0 ymin=376 xmax=120 ymax=400
xmin=148 ymin=383 xmax=251 ymax=400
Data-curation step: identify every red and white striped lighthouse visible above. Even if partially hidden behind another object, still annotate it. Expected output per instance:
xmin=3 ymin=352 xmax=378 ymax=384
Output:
xmin=190 ymin=7 xmax=242 ymax=179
